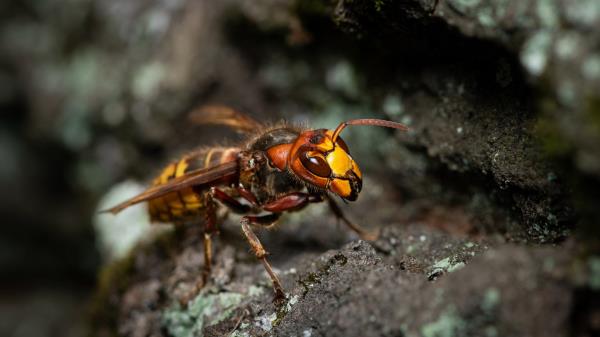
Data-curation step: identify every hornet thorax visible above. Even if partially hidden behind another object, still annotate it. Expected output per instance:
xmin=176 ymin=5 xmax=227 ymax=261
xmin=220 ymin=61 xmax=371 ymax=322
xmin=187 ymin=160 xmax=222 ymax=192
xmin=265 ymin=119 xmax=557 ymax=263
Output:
xmin=238 ymin=127 xmax=307 ymax=205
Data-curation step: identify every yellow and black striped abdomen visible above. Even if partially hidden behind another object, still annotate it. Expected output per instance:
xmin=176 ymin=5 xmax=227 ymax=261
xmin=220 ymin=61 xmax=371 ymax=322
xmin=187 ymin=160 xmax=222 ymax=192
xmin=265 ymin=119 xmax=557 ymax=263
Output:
xmin=148 ymin=147 xmax=239 ymax=224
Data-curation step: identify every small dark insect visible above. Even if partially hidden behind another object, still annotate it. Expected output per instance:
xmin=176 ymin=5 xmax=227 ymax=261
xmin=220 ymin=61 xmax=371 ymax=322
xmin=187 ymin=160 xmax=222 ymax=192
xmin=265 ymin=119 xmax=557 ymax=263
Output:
xmin=104 ymin=105 xmax=408 ymax=301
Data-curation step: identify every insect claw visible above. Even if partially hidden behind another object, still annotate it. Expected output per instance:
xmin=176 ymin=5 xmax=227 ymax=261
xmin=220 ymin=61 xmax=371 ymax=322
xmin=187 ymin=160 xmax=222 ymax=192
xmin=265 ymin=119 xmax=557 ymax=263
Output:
xmin=272 ymin=290 xmax=287 ymax=306
xmin=359 ymin=227 xmax=381 ymax=241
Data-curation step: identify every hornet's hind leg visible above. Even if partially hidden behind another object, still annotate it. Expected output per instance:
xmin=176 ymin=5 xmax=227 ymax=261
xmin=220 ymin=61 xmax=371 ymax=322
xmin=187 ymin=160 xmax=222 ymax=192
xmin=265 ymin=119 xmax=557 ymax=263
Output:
xmin=182 ymin=187 xmax=255 ymax=302
xmin=180 ymin=197 xmax=219 ymax=305
xmin=202 ymin=198 xmax=218 ymax=285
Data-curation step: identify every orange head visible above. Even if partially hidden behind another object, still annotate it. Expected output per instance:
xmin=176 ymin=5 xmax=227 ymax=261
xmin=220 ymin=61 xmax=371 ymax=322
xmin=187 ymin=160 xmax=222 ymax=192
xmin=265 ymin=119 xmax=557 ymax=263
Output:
xmin=267 ymin=119 xmax=409 ymax=201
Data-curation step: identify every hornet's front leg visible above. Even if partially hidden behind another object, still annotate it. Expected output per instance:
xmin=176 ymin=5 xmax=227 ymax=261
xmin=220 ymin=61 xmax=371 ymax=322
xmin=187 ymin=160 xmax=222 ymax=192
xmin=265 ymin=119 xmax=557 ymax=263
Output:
xmin=262 ymin=192 xmax=323 ymax=212
xmin=240 ymin=192 xmax=323 ymax=301
xmin=327 ymin=196 xmax=380 ymax=241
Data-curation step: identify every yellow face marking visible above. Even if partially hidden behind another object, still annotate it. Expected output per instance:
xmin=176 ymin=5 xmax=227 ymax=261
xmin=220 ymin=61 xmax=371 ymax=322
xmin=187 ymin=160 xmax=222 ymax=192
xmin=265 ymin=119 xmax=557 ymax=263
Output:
xmin=330 ymin=179 xmax=352 ymax=198
xmin=323 ymin=130 xmax=362 ymax=179
xmin=325 ymin=146 xmax=353 ymax=177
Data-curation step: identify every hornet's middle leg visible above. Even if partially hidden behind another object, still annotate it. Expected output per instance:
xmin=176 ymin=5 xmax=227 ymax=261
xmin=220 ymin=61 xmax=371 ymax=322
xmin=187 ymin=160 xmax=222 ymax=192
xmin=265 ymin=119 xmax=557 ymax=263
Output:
xmin=181 ymin=196 xmax=218 ymax=304
xmin=199 ymin=188 xmax=253 ymax=287
xmin=202 ymin=197 xmax=218 ymax=285
xmin=240 ymin=192 xmax=323 ymax=300
xmin=240 ymin=213 xmax=284 ymax=300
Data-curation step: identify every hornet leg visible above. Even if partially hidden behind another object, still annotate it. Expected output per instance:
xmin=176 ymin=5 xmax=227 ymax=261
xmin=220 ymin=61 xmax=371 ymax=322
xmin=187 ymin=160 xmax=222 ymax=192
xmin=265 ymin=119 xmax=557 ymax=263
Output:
xmin=240 ymin=214 xmax=285 ymax=301
xmin=236 ymin=185 xmax=259 ymax=207
xmin=327 ymin=196 xmax=380 ymax=241
xmin=202 ymin=198 xmax=217 ymax=284
xmin=211 ymin=187 xmax=252 ymax=213
xmin=181 ymin=197 xmax=218 ymax=305
xmin=202 ymin=187 xmax=255 ymax=283
xmin=262 ymin=192 xmax=322 ymax=212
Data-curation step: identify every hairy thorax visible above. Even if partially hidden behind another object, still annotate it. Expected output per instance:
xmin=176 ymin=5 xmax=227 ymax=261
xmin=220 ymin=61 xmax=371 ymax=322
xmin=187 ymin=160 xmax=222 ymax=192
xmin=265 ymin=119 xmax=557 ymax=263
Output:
xmin=240 ymin=126 xmax=307 ymax=205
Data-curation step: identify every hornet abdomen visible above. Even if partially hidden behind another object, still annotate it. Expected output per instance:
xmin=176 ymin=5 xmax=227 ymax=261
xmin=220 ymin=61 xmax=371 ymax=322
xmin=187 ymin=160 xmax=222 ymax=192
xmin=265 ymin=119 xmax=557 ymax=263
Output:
xmin=148 ymin=147 xmax=239 ymax=224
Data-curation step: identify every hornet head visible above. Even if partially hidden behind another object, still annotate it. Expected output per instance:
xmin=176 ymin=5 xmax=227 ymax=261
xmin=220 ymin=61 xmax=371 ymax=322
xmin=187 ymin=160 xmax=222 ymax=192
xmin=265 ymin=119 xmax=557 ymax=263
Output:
xmin=267 ymin=119 xmax=408 ymax=201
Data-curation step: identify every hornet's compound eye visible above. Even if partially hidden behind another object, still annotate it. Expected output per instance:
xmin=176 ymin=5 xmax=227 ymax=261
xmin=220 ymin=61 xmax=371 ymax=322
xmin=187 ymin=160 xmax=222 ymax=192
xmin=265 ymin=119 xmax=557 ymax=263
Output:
xmin=300 ymin=152 xmax=332 ymax=178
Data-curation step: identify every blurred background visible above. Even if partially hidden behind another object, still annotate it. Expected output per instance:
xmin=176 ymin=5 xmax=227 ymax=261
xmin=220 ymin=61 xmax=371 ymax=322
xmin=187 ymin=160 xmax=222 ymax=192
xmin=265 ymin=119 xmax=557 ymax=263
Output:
xmin=1 ymin=0 xmax=600 ymax=336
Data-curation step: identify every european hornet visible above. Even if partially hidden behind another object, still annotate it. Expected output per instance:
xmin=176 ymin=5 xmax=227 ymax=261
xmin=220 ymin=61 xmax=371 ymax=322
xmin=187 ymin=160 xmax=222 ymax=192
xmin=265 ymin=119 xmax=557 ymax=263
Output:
xmin=105 ymin=106 xmax=408 ymax=300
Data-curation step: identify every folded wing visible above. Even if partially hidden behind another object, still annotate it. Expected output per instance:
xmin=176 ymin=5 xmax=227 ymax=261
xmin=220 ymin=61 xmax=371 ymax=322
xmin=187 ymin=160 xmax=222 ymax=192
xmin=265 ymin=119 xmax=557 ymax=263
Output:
xmin=103 ymin=160 xmax=239 ymax=214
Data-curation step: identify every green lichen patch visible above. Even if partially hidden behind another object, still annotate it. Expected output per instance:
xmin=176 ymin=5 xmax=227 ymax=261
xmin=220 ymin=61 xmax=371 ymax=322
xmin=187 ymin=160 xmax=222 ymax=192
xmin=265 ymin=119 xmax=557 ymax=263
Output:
xmin=272 ymin=294 xmax=300 ymax=327
xmin=162 ymin=289 xmax=250 ymax=337
xmin=427 ymin=256 xmax=466 ymax=280
xmin=481 ymin=288 xmax=501 ymax=312
xmin=421 ymin=306 xmax=467 ymax=337
xmin=423 ymin=240 xmax=482 ymax=281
